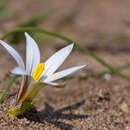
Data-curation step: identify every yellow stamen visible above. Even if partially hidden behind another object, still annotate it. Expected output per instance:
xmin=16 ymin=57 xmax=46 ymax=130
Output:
xmin=33 ymin=63 xmax=45 ymax=81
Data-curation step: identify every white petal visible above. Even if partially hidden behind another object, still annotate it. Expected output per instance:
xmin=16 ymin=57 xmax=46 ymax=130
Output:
xmin=42 ymin=81 xmax=59 ymax=86
xmin=25 ymin=32 xmax=40 ymax=76
xmin=0 ymin=40 xmax=25 ymax=69
xmin=41 ymin=43 xmax=74 ymax=78
xmin=11 ymin=67 xmax=28 ymax=75
xmin=44 ymin=65 xmax=87 ymax=82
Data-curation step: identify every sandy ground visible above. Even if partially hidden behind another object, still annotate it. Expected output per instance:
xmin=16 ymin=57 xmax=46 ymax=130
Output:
xmin=0 ymin=0 xmax=130 ymax=130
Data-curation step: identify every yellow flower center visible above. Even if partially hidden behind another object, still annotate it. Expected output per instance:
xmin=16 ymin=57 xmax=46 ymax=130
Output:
xmin=33 ymin=63 xmax=45 ymax=81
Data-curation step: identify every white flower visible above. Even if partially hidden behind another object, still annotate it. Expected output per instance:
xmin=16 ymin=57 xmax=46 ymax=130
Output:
xmin=0 ymin=32 xmax=87 ymax=113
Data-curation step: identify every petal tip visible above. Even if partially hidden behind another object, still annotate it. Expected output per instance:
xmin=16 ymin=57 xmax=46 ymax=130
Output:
xmin=0 ymin=40 xmax=5 ymax=45
xmin=24 ymin=32 xmax=30 ymax=38
xmin=80 ymin=64 xmax=88 ymax=68
xmin=64 ymin=43 xmax=74 ymax=53
xmin=43 ymin=81 xmax=59 ymax=86
xmin=24 ymin=32 xmax=28 ymax=35
xmin=69 ymin=43 xmax=74 ymax=49
xmin=0 ymin=39 xmax=3 ymax=42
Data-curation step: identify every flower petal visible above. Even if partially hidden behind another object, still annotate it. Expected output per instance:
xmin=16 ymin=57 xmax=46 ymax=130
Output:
xmin=0 ymin=40 xmax=25 ymax=69
xmin=41 ymin=43 xmax=74 ymax=78
xmin=11 ymin=67 xmax=28 ymax=75
xmin=25 ymin=32 xmax=40 ymax=76
xmin=42 ymin=81 xmax=59 ymax=86
xmin=42 ymin=81 xmax=65 ymax=88
xmin=44 ymin=65 xmax=87 ymax=82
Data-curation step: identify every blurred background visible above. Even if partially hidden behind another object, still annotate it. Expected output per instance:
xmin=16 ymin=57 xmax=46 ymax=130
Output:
xmin=0 ymin=0 xmax=130 ymax=79
xmin=1 ymin=0 xmax=130 ymax=42
xmin=0 ymin=0 xmax=130 ymax=129
xmin=0 ymin=0 xmax=130 ymax=77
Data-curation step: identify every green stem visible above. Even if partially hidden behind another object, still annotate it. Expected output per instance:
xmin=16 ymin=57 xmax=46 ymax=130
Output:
xmin=0 ymin=75 xmax=18 ymax=102
xmin=97 ymin=63 xmax=130 ymax=76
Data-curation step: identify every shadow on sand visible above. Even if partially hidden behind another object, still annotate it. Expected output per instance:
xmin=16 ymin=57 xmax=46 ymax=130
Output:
xmin=19 ymin=99 xmax=89 ymax=130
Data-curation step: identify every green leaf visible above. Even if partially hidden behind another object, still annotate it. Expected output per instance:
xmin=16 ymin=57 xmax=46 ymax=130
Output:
xmin=0 ymin=75 xmax=18 ymax=102
xmin=10 ymin=11 xmax=51 ymax=44
xmin=8 ymin=98 xmax=41 ymax=116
